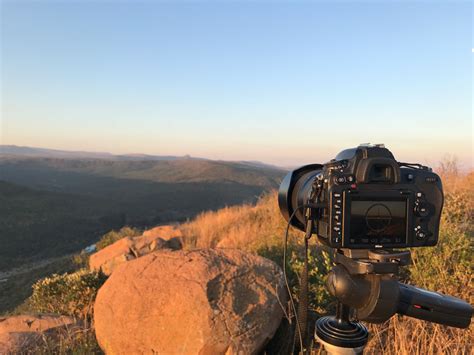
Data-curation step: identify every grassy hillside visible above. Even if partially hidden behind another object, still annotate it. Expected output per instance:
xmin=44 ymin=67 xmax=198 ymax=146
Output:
xmin=0 ymin=181 xmax=120 ymax=271
xmin=180 ymin=171 xmax=473 ymax=354
xmin=0 ymin=156 xmax=283 ymax=188
xmin=0 ymin=157 xmax=285 ymax=272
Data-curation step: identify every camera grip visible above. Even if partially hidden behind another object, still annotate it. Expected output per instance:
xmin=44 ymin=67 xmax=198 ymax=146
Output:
xmin=397 ymin=283 xmax=473 ymax=328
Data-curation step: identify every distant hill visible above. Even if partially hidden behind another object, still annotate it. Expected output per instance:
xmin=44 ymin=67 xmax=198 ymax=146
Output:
xmin=0 ymin=145 xmax=195 ymax=161
xmin=0 ymin=153 xmax=286 ymax=271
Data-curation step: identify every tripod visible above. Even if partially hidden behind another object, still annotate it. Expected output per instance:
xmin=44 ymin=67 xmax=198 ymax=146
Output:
xmin=313 ymin=249 xmax=472 ymax=355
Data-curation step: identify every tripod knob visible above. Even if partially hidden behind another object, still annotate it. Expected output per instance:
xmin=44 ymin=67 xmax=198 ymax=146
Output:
xmin=315 ymin=316 xmax=368 ymax=354
xmin=315 ymin=303 xmax=368 ymax=355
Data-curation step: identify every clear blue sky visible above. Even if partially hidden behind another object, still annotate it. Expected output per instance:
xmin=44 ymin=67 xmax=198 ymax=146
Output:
xmin=1 ymin=1 xmax=472 ymax=167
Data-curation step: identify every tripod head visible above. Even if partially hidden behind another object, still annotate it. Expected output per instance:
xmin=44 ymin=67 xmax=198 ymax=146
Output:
xmin=314 ymin=249 xmax=473 ymax=354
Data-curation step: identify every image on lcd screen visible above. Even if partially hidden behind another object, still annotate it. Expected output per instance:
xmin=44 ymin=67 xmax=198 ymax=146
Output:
xmin=350 ymin=200 xmax=406 ymax=241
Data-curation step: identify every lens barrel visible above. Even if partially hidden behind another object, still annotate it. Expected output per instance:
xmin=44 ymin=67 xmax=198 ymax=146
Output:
xmin=278 ymin=164 xmax=323 ymax=231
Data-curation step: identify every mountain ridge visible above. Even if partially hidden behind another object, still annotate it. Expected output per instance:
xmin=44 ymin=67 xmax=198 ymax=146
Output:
xmin=0 ymin=145 xmax=282 ymax=169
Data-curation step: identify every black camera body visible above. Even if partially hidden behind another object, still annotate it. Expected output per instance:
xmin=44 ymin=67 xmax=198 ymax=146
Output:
xmin=279 ymin=144 xmax=444 ymax=249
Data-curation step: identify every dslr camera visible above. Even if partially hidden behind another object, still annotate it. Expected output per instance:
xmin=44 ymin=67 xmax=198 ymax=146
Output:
xmin=278 ymin=144 xmax=471 ymax=354
xmin=279 ymin=144 xmax=443 ymax=249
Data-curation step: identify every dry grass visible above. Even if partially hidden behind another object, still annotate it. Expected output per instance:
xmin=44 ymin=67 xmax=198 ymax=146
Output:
xmin=180 ymin=168 xmax=474 ymax=354
xmin=28 ymin=321 xmax=101 ymax=354
xmin=180 ymin=192 xmax=296 ymax=252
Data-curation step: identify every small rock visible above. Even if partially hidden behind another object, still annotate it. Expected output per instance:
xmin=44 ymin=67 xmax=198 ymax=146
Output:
xmin=90 ymin=225 xmax=183 ymax=275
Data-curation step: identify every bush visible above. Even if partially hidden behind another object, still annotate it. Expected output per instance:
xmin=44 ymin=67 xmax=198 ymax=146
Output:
xmin=28 ymin=269 xmax=107 ymax=319
xmin=72 ymin=251 xmax=90 ymax=269
xmin=96 ymin=226 xmax=141 ymax=250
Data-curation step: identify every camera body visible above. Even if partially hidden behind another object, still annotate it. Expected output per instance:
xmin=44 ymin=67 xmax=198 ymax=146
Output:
xmin=279 ymin=144 xmax=444 ymax=249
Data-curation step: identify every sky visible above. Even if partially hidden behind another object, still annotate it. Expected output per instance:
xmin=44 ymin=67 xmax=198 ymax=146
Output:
xmin=1 ymin=0 xmax=472 ymax=167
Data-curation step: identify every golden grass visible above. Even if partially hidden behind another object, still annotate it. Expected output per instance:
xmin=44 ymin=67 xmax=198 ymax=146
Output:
xmin=180 ymin=192 xmax=294 ymax=251
xmin=180 ymin=169 xmax=474 ymax=354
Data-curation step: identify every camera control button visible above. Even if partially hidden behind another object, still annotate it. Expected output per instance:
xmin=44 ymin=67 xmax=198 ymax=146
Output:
xmin=334 ymin=176 xmax=346 ymax=184
xmin=416 ymin=230 xmax=427 ymax=240
xmin=415 ymin=203 xmax=430 ymax=217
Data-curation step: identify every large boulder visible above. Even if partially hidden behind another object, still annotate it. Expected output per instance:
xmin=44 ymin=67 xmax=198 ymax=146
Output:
xmin=94 ymin=249 xmax=287 ymax=354
xmin=90 ymin=225 xmax=183 ymax=275
xmin=0 ymin=314 xmax=78 ymax=354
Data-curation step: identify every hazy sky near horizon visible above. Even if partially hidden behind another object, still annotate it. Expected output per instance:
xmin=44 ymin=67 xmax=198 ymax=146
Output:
xmin=1 ymin=1 xmax=472 ymax=167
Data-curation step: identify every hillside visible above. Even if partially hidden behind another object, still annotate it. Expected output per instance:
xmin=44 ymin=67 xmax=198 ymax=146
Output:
xmin=0 ymin=156 xmax=283 ymax=189
xmin=0 ymin=145 xmax=188 ymax=160
xmin=0 ymin=156 xmax=286 ymax=272
xmin=0 ymin=181 xmax=119 ymax=271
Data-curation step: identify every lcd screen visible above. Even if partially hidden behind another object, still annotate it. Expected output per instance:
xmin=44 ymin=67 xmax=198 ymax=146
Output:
xmin=350 ymin=200 xmax=406 ymax=241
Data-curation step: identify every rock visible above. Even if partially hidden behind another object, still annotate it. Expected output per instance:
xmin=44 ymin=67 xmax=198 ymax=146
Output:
xmin=90 ymin=237 xmax=135 ymax=275
xmin=0 ymin=314 xmax=78 ymax=354
xmin=142 ymin=225 xmax=183 ymax=240
xmin=143 ymin=225 xmax=183 ymax=250
xmin=94 ymin=249 xmax=287 ymax=354
xmin=90 ymin=225 xmax=183 ymax=275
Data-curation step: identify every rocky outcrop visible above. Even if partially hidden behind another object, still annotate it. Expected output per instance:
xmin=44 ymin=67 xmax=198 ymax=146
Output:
xmin=94 ymin=249 xmax=287 ymax=354
xmin=0 ymin=314 xmax=78 ymax=354
xmin=90 ymin=225 xmax=183 ymax=275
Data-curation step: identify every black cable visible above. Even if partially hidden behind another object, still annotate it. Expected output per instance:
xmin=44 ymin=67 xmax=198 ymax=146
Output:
xmin=295 ymin=219 xmax=313 ymax=352
xmin=283 ymin=204 xmax=314 ymax=354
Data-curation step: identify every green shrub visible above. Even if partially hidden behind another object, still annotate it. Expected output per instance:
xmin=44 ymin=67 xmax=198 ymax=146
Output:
xmin=28 ymin=269 xmax=107 ymax=319
xmin=72 ymin=251 xmax=90 ymax=269
xmin=96 ymin=226 xmax=141 ymax=250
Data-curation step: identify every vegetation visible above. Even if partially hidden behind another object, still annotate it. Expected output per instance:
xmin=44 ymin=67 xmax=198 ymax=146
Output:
xmin=95 ymin=226 xmax=142 ymax=250
xmin=27 ymin=269 xmax=107 ymax=319
xmin=10 ymin=269 xmax=107 ymax=354
xmin=30 ymin=327 xmax=103 ymax=355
